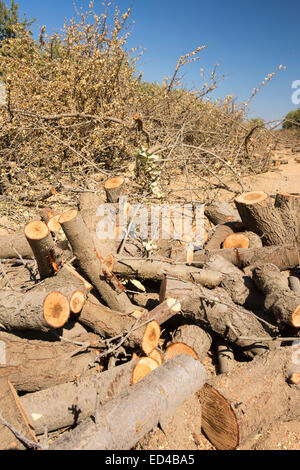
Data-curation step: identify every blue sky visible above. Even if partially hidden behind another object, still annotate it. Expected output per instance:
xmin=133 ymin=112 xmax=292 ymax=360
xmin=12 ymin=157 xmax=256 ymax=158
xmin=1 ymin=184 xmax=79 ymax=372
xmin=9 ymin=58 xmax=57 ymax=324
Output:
xmin=16 ymin=0 xmax=300 ymax=122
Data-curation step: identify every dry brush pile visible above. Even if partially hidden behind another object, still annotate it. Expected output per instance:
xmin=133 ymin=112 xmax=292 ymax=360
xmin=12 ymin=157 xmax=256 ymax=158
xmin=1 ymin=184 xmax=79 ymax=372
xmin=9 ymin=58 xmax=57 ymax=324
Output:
xmin=0 ymin=177 xmax=300 ymax=450
xmin=0 ymin=1 xmax=282 ymax=216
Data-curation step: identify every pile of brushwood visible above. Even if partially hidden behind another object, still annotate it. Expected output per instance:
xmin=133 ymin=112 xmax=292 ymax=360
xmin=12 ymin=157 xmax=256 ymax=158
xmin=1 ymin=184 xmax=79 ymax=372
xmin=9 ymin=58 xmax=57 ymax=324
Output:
xmin=0 ymin=176 xmax=299 ymax=450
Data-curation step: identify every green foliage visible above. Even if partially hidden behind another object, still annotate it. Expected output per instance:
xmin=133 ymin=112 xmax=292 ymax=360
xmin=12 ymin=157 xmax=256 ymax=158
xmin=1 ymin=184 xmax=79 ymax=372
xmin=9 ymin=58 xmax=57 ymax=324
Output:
xmin=283 ymin=109 xmax=300 ymax=129
xmin=0 ymin=0 xmax=34 ymax=44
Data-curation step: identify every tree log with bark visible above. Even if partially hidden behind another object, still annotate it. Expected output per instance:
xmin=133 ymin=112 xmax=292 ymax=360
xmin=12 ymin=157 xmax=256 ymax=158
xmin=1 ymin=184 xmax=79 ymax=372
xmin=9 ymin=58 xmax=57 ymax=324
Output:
xmin=199 ymin=347 xmax=300 ymax=450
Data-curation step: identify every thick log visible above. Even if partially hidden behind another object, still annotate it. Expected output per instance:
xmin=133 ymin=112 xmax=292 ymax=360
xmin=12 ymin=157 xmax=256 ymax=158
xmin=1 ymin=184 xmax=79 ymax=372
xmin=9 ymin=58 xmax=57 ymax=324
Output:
xmin=59 ymin=209 xmax=135 ymax=314
xmin=21 ymin=359 xmax=140 ymax=435
xmin=234 ymin=191 xmax=296 ymax=246
xmin=79 ymin=294 xmax=181 ymax=350
xmin=0 ymin=289 xmax=70 ymax=332
xmin=160 ymin=278 xmax=273 ymax=357
xmin=49 ymin=355 xmax=207 ymax=450
xmin=192 ymin=244 xmax=299 ymax=271
xmin=199 ymin=347 xmax=300 ymax=450
xmin=204 ymin=201 xmax=242 ymax=226
xmin=0 ymin=330 xmax=98 ymax=393
xmin=203 ymin=254 xmax=265 ymax=310
xmin=0 ymin=231 xmax=33 ymax=259
xmin=274 ymin=193 xmax=300 ymax=247
xmin=289 ymin=275 xmax=300 ymax=294
xmin=103 ymin=176 xmax=125 ymax=203
xmin=136 ymin=393 xmax=203 ymax=451
xmin=113 ymin=258 xmax=222 ymax=289
xmin=24 ymin=220 xmax=58 ymax=279
xmin=253 ymin=263 xmax=300 ymax=327
xmin=169 ymin=324 xmax=212 ymax=361
xmin=222 ymin=231 xmax=262 ymax=249
xmin=205 ymin=224 xmax=234 ymax=250
xmin=0 ymin=379 xmax=37 ymax=450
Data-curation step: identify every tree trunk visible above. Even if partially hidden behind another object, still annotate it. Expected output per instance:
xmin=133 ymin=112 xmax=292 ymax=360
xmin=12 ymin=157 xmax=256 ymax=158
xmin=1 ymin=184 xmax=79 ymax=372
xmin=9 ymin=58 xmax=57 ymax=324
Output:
xmin=59 ymin=209 xmax=135 ymax=314
xmin=160 ymin=278 xmax=274 ymax=357
xmin=169 ymin=324 xmax=212 ymax=362
xmin=0 ymin=379 xmax=37 ymax=450
xmin=49 ymin=355 xmax=207 ymax=450
xmin=199 ymin=347 xmax=300 ymax=450
xmin=192 ymin=244 xmax=299 ymax=271
xmin=113 ymin=258 xmax=222 ymax=289
xmin=0 ymin=231 xmax=33 ymax=259
xmin=0 ymin=331 xmax=98 ymax=392
xmin=252 ymin=263 xmax=300 ymax=327
xmin=24 ymin=220 xmax=58 ymax=279
xmin=234 ymin=191 xmax=296 ymax=246
xmin=205 ymin=224 xmax=234 ymax=250
xmin=103 ymin=176 xmax=125 ymax=203
xmin=21 ymin=359 xmax=141 ymax=435
xmin=222 ymin=231 xmax=262 ymax=249
xmin=204 ymin=201 xmax=242 ymax=226
xmin=79 ymin=294 xmax=181 ymax=350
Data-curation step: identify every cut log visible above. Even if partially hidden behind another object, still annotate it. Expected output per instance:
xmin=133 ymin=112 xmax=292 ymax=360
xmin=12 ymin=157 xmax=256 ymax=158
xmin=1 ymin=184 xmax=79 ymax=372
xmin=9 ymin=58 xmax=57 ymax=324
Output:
xmin=199 ymin=347 xmax=300 ymax=450
xmin=274 ymin=192 xmax=300 ymax=247
xmin=234 ymin=191 xmax=296 ymax=246
xmin=113 ymin=258 xmax=222 ymax=289
xmin=21 ymin=359 xmax=141 ymax=435
xmin=0 ymin=379 xmax=37 ymax=450
xmin=191 ymin=244 xmax=299 ymax=271
xmin=0 ymin=266 xmax=92 ymax=331
xmin=0 ymin=330 xmax=98 ymax=392
xmin=164 ymin=343 xmax=199 ymax=362
xmin=103 ymin=176 xmax=125 ymax=203
xmin=24 ymin=220 xmax=58 ymax=279
xmin=204 ymin=201 xmax=242 ymax=226
xmin=59 ymin=209 xmax=135 ymax=314
xmin=169 ymin=324 xmax=212 ymax=362
xmin=78 ymin=294 xmax=181 ymax=351
xmin=222 ymin=231 xmax=262 ymax=249
xmin=148 ymin=349 xmax=163 ymax=366
xmin=131 ymin=357 xmax=160 ymax=385
xmin=160 ymin=278 xmax=274 ymax=357
xmin=203 ymin=254 xmax=265 ymax=309
xmin=205 ymin=224 xmax=234 ymax=250
xmin=49 ymin=355 xmax=207 ymax=450
xmin=141 ymin=321 xmax=161 ymax=355
xmin=253 ymin=263 xmax=300 ymax=327
xmin=0 ymin=231 xmax=33 ymax=259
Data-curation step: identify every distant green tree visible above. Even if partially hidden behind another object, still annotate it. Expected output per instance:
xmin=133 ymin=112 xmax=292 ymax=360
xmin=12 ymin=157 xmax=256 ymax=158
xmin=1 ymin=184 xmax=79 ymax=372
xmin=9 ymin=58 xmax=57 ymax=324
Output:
xmin=283 ymin=109 xmax=300 ymax=129
xmin=249 ymin=117 xmax=265 ymax=128
xmin=0 ymin=0 xmax=34 ymax=44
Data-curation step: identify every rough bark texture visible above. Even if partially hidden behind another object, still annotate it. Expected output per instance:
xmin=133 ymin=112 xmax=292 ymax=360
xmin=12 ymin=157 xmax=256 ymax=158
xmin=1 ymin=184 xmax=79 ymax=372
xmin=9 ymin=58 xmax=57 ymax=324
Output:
xmin=160 ymin=279 xmax=274 ymax=357
xmin=21 ymin=359 xmax=140 ymax=435
xmin=274 ymin=193 xmax=300 ymax=247
xmin=0 ymin=378 xmax=37 ymax=450
xmin=204 ymin=201 xmax=242 ymax=225
xmin=203 ymin=254 xmax=265 ymax=310
xmin=24 ymin=221 xmax=57 ymax=279
xmin=234 ymin=192 xmax=296 ymax=246
xmin=205 ymin=224 xmax=234 ymax=250
xmin=0 ymin=330 xmax=98 ymax=392
xmin=104 ymin=176 xmax=125 ymax=203
xmin=59 ymin=209 xmax=135 ymax=314
xmin=0 ymin=231 xmax=33 ymax=259
xmin=0 ymin=287 xmax=69 ymax=332
xmin=170 ymin=324 xmax=212 ymax=361
xmin=199 ymin=347 xmax=300 ymax=450
xmin=253 ymin=263 xmax=300 ymax=327
xmin=49 ymin=355 xmax=207 ymax=450
xmin=192 ymin=245 xmax=299 ymax=271
xmin=113 ymin=258 xmax=222 ymax=288
xmin=79 ymin=294 xmax=180 ymax=350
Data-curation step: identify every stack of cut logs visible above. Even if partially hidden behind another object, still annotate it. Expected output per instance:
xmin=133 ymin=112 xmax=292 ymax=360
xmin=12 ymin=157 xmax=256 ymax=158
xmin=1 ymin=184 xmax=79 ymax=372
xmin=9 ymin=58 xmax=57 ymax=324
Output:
xmin=0 ymin=178 xmax=300 ymax=451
